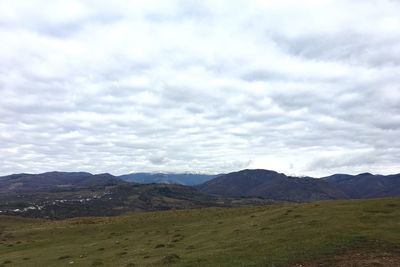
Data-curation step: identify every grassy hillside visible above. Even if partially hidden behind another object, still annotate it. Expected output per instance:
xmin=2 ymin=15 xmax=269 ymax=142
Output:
xmin=0 ymin=198 xmax=399 ymax=266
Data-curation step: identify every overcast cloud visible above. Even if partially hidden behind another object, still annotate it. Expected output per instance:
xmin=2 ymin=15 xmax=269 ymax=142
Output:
xmin=1 ymin=0 xmax=400 ymax=177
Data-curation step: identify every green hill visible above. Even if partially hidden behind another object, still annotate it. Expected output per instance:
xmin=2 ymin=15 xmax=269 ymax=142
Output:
xmin=1 ymin=198 xmax=399 ymax=266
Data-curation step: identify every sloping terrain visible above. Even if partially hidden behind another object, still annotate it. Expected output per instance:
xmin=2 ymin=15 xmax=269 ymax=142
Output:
xmin=197 ymin=169 xmax=400 ymax=201
xmin=290 ymin=245 xmax=400 ymax=267
xmin=197 ymin=169 xmax=347 ymax=201
xmin=0 ymin=172 xmax=122 ymax=193
xmin=0 ymin=198 xmax=399 ymax=266
xmin=0 ymin=183 xmax=271 ymax=219
xmin=3 ymin=169 xmax=400 ymax=203
xmin=322 ymin=173 xmax=400 ymax=199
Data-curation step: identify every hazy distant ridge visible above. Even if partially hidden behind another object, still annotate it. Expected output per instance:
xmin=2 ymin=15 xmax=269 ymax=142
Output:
xmin=118 ymin=172 xmax=218 ymax=185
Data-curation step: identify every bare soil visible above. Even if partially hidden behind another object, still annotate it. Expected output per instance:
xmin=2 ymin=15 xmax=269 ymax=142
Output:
xmin=290 ymin=245 xmax=400 ymax=267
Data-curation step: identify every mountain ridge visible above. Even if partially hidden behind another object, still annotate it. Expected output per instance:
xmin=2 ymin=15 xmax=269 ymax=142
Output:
xmin=322 ymin=172 xmax=400 ymax=199
xmin=118 ymin=172 xmax=218 ymax=185
xmin=197 ymin=169 xmax=400 ymax=201
xmin=196 ymin=169 xmax=347 ymax=202
xmin=1 ymin=169 xmax=400 ymax=202
xmin=0 ymin=171 xmax=123 ymax=193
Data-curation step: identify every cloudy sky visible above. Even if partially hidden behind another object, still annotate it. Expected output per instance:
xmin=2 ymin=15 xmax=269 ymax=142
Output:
xmin=1 ymin=0 xmax=399 ymax=177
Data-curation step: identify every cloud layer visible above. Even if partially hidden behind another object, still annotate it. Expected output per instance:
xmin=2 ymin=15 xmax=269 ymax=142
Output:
xmin=1 ymin=0 xmax=399 ymax=176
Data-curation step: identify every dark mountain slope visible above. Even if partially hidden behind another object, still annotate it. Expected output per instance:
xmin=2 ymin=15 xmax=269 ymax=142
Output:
xmin=0 ymin=171 xmax=122 ymax=193
xmin=197 ymin=169 xmax=347 ymax=202
xmin=118 ymin=172 xmax=217 ymax=185
xmin=322 ymin=172 xmax=400 ymax=199
xmin=0 ymin=183 xmax=272 ymax=219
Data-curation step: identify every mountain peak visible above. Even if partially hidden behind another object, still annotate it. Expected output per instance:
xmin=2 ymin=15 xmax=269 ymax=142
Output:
xmin=236 ymin=169 xmax=280 ymax=175
xmin=357 ymin=172 xmax=373 ymax=176
xmin=197 ymin=169 xmax=346 ymax=201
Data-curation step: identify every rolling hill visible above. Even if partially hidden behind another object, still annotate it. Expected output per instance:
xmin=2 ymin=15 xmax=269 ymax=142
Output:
xmin=197 ymin=169 xmax=400 ymax=201
xmin=0 ymin=171 xmax=270 ymax=220
xmin=0 ymin=171 xmax=122 ymax=193
xmin=322 ymin=172 xmax=400 ymax=199
xmin=2 ymin=169 xmax=400 ymax=220
xmin=196 ymin=169 xmax=347 ymax=201
xmin=0 ymin=198 xmax=399 ymax=266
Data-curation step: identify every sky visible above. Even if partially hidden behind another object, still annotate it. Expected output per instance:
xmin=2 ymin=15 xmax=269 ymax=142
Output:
xmin=0 ymin=0 xmax=400 ymax=177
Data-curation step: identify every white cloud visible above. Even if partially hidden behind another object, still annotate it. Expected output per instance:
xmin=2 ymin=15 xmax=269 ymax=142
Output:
xmin=0 ymin=0 xmax=399 ymax=176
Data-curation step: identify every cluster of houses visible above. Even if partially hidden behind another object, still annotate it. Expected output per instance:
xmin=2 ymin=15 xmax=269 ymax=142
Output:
xmin=0 ymin=191 xmax=112 ymax=215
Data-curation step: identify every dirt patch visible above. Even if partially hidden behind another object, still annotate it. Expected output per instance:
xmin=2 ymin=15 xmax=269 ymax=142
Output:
xmin=289 ymin=245 xmax=400 ymax=267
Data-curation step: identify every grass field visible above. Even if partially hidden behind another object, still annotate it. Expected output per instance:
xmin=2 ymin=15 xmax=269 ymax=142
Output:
xmin=0 ymin=198 xmax=399 ymax=266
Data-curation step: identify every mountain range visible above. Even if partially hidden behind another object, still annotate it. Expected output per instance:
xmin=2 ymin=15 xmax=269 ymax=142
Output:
xmin=197 ymin=169 xmax=400 ymax=201
xmin=196 ymin=169 xmax=346 ymax=201
xmin=118 ymin=172 xmax=217 ymax=185
xmin=0 ymin=171 xmax=268 ymax=219
xmin=323 ymin=172 xmax=400 ymax=199
xmin=0 ymin=171 xmax=122 ymax=193
xmin=0 ymin=169 xmax=399 ymax=218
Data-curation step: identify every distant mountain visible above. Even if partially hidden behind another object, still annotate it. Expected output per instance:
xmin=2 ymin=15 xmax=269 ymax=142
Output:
xmin=0 ymin=182 xmax=272 ymax=219
xmin=0 ymin=171 xmax=273 ymax=219
xmin=322 ymin=172 xmax=400 ymax=199
xmin=0 ymin=171 xmax=123 ymax=193
xmin=118 ymin=172 xmax=218 ymax=186
xmin=196 ymin=169 xmax=347 ymax=202
xmin=2 ymin=169 xmax=400 ymax=215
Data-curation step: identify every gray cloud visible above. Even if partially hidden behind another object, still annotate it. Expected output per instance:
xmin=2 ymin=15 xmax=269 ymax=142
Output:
xmin=0 ymin=0 xmax=399 ymax=177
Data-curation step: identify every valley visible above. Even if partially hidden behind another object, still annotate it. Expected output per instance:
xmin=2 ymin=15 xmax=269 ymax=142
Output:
xmin=0 ymin=183 xmax=272 ymax=219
